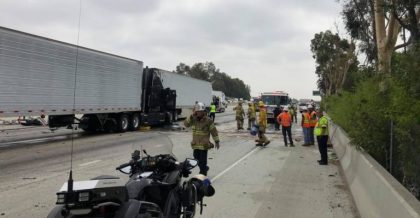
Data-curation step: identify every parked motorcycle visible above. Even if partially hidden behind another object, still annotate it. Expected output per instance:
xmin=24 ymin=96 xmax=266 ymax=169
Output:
xmin=48 ymin=134 xmax=215 ymax=218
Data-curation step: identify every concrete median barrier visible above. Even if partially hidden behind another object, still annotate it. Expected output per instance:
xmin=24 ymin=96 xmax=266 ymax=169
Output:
xmin=329 ymin=120 xmax=420 ymax=218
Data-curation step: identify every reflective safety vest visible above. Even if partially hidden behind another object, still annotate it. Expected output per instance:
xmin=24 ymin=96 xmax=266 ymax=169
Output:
xmin=309 ymin=111 xmax=317 ymax=127
xmin=210 ymin=105 xmax=216 ymax=113
xmin=315 ymin=116 xmax=329 ymax=136
xmin=302 ymin=112 xmax=311 ymax=128
xmin=277 ymin=112 xmax=292 ymax=127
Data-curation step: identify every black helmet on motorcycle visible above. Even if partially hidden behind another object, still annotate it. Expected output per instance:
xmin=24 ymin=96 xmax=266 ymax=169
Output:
xmin=190 ymin=174 xmax=215 ymax=197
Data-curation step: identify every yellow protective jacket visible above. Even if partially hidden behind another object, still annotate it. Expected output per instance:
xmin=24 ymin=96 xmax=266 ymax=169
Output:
xmin=247 ymin=105 xmax=256 ymax=120
xmin=289 ymin=108 xmax=295 ymax=116
xmin=315 ymin=116 xmax=329 ymax=136
xmin=184 ymin=115 xmax=219 ymax=150
xmin=210 ymin=105 xmax=216 ymax=113
xmin=258 ymin=107 xmax=267 ymax=128
xmin=234 ymin=105 xmax=245 ymax=120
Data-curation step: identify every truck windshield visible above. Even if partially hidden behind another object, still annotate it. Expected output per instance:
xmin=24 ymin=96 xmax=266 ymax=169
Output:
xmin=261 ymin=95 xmax=288 ymax=106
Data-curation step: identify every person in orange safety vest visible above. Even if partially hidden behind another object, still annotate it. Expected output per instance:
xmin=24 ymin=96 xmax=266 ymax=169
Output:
xmin=308 ymin=105 xmax=317 ymax=145
xmin=277 ymin=107 xmax=294 ymax=147
xmin=301 ymin=107 xmax=311 ymax=146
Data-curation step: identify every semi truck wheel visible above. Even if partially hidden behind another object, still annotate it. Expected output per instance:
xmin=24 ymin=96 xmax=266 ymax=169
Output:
xmin=103 ymin=120 xmax=116 ymax=133
xmin=173 ymin=112 xmax=178 ymax=122
xmin=165 ymin=112 xmax=173 ymax=124
xmin=117 ymin=114 xmax=129 ymax=132
xmin=129 ymin=114 xmax=140 ymax=131
xmin=80 ymin=115 xmax=99 ymax=133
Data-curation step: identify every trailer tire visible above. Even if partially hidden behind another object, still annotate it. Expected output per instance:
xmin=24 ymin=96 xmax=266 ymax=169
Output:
xmin=165 ymin=112 xmax=173 ymax=125
xmin=80 ymin=115 xmax=99 ymax=133
xmin=117 ymin=114 xmax=129 ymax=132
xmin=103 ymin=120 xmax=116 ymax=133
xmin=82 ymin=126 xmax=97 ymax=133
xmin=129 ymin=114 xmax=140 ymax=131
xmin=173 ymin=112 xmax=178 ymax=122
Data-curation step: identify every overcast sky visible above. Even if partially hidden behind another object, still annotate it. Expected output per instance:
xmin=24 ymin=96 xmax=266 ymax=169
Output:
xmin=0 ymin=0 xmax=344 ymax=99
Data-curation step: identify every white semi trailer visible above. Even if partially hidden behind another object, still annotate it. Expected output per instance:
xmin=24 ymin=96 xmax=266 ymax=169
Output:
xmin=0 ymin=26 xmax=210 ymax=132
xmin=157 ymin=69 xmax=212 ymax=118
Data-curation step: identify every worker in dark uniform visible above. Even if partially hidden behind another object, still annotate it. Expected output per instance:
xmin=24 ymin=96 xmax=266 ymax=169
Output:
xmin=273 ymin=106 xmax=281 ymax=131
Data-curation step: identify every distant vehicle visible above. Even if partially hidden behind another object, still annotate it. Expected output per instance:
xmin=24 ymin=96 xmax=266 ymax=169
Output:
xmin=212 ymin=90 xmax=226 ymax=113
xmin=298 ymin=99 xmax=315 ymax=113
xmin=20 ymin=117 xmax=44 ymax=126
xmin=299 ymin=99 xmax=312 ymax=104
xmin=299 ymin=104 xmax=308 ymax=113
xmin=260 ymin=91 xmax=289 ymax=123
xmin=0 ymin=26 xmax=211 ymax=133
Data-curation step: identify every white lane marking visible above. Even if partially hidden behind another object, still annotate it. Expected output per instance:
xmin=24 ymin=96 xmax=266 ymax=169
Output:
xmin=79 ymin=160 xmax=102 ymax=167
xmin=0 ymin=138 xmax=55 ymax=148
xmin=212 ymin=147 xmax=260 ymax=182
xmin=0 ymin=135 xmax=70 ymax=148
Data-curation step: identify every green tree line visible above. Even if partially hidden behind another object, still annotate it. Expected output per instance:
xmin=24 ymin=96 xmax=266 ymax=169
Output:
xmin=311 ymin=0 xmax=419 ymax=199
xmin=174 ymin=62 xmax=251 ymax=100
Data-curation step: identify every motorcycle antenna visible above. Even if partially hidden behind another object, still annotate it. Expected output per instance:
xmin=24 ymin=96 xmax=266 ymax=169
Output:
xmin=67 ymin=0 xmax=83 ymax=204
xmin=143 ymin=149 xmax=149 ymax=157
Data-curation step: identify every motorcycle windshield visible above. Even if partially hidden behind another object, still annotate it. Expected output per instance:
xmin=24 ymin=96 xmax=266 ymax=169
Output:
xmin=131 ymin=132 xmax=174 ymax=158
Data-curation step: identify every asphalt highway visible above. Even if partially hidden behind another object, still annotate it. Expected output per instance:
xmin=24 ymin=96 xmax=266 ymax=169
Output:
xmin=0 ymin=110 xmax=358 ymax=218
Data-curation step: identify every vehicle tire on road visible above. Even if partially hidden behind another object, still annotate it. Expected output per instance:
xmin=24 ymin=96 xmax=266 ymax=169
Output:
xmin=117 ymin=114 xmax=129 ymax=133
xmin=80 ymin=115 xmax=99 ymax=133
xmin=166 ymin=112 xmax=173 ymax=125
xmin=173 ymin=111 xmax=178 ymax=122
xmin=129 ymin=114 xmax=140 ymax=131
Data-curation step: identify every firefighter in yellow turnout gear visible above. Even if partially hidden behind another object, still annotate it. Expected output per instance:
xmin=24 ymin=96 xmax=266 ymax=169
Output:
xmin=184 ymin=102 xmax=220 ymax=175
xmin=256 ymin=101 xmax=270 ymax=146
xmin=234 ymin=102 xmax=245 ymax=130
xmin=247 ymin=102 xmax=256 ymax=130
